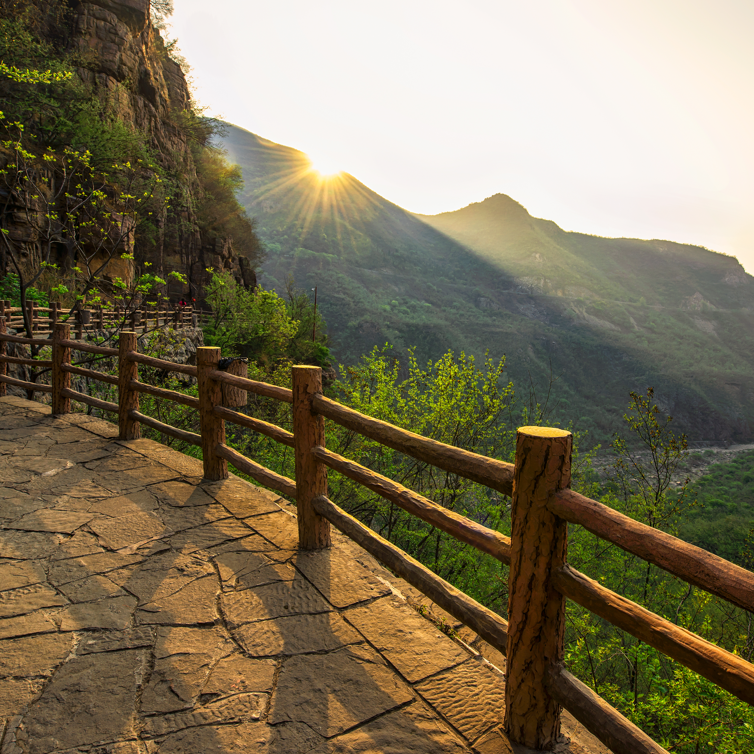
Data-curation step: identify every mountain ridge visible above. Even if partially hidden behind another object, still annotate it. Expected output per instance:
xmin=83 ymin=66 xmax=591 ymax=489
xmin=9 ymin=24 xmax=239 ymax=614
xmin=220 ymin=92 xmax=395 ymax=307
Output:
xmin=220 ymin=123 xmax=754 ymax=444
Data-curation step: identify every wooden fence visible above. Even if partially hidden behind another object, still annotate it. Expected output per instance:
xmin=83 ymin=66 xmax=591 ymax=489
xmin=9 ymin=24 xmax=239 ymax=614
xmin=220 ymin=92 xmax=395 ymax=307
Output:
xmin=0 ymin=300 xmax=208 ymax=338
xmin=2 ymin=326 xmax=753 ymax=754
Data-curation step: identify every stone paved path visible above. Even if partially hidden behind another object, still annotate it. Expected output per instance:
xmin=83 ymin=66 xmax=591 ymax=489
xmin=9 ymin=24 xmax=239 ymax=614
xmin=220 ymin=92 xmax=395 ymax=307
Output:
xmin=0 ymin=396 xmax=608 ymax=754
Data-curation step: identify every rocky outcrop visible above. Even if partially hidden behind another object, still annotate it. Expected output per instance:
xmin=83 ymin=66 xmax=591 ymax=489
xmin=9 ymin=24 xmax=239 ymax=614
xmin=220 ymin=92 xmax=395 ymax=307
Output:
xmin=2 ymin=0 xmax=254 ymax=304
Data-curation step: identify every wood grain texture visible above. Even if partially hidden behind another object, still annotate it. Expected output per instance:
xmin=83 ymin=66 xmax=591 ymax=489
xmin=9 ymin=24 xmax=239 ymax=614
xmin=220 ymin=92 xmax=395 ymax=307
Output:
xmin=197 ymin=347 xmax=228 ymax=481
xmin=311 ymin=494 xmax=509 ymax=656
xmin=1 ymin=333 xmax=52 ymax=345
xmin=59 ymin=339 xmax=118 ymax=356
xmin=550 ymin=488 xmax=754 ymax=614
xmin=60 ymin=387 xmax=117 ymax=413
xmin=505 ymin=426 xmax=572 ymax=749
xmin=61 ymin=364 xmax=119 ymax=385
xmin=215 ymin=442 xmax=297 ymax=498
xmin=546 ymin=665 xmax=668 ymax=754
xmin=0 ymin=356 xmax=53 ymax=367
xmin=311 ymin=394 xmax=514 ymax=496
xmin=128 ymin=351 xmax=197 ymax=376
xmin=311 ymin=444 xmax=511 ymax=564
xmin=554 ymin=564 xmax=754 ymax=705
xmin=0 ymin=375 xmax=52 ymax=392
xmin=213 ymin=405 xmax=294 ymax=447
xmin=118 ymin=332 xmax=140 ymax=440
xmin=129 ymin=409 xmax=201 ymax=445
xmin=220 ymin=358 xmax=248 ymax=407
xmin=208 ymin=368 xmax=293 ymax=403
xmin=0 ymin=318 xmax=6 ymax=397
xmin=52 ymin=323 xmax=71 ymax=414
xmin=130 ymin=379 xmax=200 ymax=409
xmin=293 ymin=366 xmax=330 ymax=550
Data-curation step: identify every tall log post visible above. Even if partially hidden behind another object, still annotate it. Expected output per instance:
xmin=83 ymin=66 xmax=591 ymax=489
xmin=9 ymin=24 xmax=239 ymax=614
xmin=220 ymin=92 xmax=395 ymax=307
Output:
xmin=197 ymin=346 xmax=228 ymax=481
xmin=50 ymin=301 xmax=59 ymax=329
xmin=293 ymin=366 xmax=331 ymax=550
xmin=118 ymin=332 xmax=140 ymax=440
xmin=505 ymin=426 xmax=572 ymax=750
xmin=52 ymin=323 xmax=71 ymax=415
xmin=0 ymin=317 xmax=7 ymax=397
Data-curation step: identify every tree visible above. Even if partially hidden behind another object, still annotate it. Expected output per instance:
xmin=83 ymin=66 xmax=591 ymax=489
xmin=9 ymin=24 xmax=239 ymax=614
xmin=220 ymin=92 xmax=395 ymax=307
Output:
xmin=565 ymin=388 xmax=754 ymax=751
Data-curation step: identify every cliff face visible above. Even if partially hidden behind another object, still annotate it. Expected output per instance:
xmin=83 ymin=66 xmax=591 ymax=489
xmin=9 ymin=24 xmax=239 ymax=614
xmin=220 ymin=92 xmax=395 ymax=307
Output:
xmin=2 ymin=0 xmax=255 ymax=303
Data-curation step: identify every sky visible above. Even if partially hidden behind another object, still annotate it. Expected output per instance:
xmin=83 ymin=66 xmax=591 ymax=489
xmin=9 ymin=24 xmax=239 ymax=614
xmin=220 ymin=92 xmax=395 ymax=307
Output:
xmin=169 ymin=0 xmax=754 ymax=273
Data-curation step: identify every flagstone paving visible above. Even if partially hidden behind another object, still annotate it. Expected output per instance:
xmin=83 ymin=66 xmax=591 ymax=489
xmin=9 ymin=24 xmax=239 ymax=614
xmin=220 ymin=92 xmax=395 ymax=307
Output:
xmin=0 ymin=396 xmax=609 ymax=754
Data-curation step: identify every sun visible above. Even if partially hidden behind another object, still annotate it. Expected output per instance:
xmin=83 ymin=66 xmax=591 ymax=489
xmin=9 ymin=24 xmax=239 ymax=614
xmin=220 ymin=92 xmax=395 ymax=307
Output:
xmin=307 ymin=151 xmax=343 ymax=179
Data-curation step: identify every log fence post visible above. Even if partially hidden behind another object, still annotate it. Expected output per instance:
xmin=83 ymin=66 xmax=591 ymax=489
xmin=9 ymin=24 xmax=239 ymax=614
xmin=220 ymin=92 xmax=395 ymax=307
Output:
xmin=118 ymin=332 xmax=140 ymax=440
xmin=196 ymin=346 xmax=227 ymax=480
xmin=26 ymin=300 xmax=35 ymax=332
xmin=50 ymin=301 xmax=59 ymax=329
xmin=505 ymin=426 xmax=572 ymax=749
xmin=75 ymin=308 xmax=83 ymax=340
xmin=292 ymin=365 xmax=331 ymax=550
xmin=0 ymin=317 xmax=6 ymax=397
xmin=52 ymin=323 xmax=71 ymax=415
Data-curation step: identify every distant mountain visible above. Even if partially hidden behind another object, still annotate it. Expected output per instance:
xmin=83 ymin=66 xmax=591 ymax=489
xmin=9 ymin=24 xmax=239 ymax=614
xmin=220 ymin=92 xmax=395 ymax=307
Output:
xmin=220 ymin=123 xmax=754 ymax=444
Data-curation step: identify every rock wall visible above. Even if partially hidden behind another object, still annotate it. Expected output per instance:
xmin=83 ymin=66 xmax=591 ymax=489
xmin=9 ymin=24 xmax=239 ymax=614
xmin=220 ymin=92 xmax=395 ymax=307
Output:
xmin=3 ymin=0 xmax=255 ymax=304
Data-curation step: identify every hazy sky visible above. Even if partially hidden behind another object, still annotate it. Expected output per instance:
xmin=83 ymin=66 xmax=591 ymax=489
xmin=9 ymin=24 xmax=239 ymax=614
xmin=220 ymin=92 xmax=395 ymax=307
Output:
xmin=169 ymin=0 xmax=754 ymax=273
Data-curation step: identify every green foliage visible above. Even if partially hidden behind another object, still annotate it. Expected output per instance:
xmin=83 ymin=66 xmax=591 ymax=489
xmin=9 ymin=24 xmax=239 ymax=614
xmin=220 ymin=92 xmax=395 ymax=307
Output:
xmin=193 ymin=142 xmax=264 ymax=266
xmin=203 ymin=270 xmax=330 ymax=368
xmin=0 ymin=272 xmax=47 ymax=306
xmin=677 ymin=450 xmax=754 ymax=563
xmin=565 ymin=389 xmax=754 ymax=750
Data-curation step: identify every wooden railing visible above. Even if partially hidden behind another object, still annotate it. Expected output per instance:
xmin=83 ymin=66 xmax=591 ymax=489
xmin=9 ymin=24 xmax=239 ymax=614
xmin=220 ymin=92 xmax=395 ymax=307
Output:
xmin=0 ymin=300 xmax=209 ymax=337
xmin=1 ymin=328 xmax=752 ymax=754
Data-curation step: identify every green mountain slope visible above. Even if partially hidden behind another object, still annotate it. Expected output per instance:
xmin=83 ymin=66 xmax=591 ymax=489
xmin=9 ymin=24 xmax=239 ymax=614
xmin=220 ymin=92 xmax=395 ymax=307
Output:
xmin=220 ymin=124 xmax=754 ymax=444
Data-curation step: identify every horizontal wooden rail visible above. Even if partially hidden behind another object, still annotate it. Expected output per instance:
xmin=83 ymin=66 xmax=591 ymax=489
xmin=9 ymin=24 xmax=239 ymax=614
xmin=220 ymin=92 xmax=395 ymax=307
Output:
xmin=311 ymin=445 xmax=512 ymax=565
xmin=546 ymin=665 xmax=668 ymax=754
xmin=0 ymin=374 xmax=52 ymax=392
xmin=550 ymin=489 xmax=754 ymax=614
xmin=208 ymin=369 xmax=293 ymax=404
xmin=311 ymin=494 xmax=509 ymax=657
xmin=127 ymin=351 xmax=197 ymax=376
xmin=311 ymin=394 xmax=515 ymax=496
xmin=0 ymin=355 xmax=53 ymax=367
xmin=130 ymin=379 xmax=200 ymax=409
xmin=61 ymin=364 xmax=119 ymax=386
xmin=553 ymin=565 xmax=754 ymax=705
xmin=0 ymin=333 xmax=52 ymax=345
xmin=213 ymin=405 xmax=295 ymax=447
xmin=128 ymin=409 xmax=201 ymax=446
xmin=59 ymin=339 xmax=118 ymax=356
xmin=60 ymin=387 xmax=117 ymax=413
xmin=215 ymin=443 xmax=297 ymax=497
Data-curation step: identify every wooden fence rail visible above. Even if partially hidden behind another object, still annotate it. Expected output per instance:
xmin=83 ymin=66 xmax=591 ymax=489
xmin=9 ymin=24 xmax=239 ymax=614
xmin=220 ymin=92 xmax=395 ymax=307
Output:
xmin=0 ymin=299 xmax=211 ymax=337
xmin=0 ymin=324 xmax=752 ymax=754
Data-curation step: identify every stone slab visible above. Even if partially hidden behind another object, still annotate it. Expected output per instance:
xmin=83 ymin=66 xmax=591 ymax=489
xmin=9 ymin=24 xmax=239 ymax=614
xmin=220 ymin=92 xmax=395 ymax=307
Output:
xmin=221 ymin=578 xmax=332 ymax=626
xmin=0 ymin=584 xmax=68 ymax=619
xmin=7 ymin=509 xmax=95 ymax=533
xmin=0 ymin=611 xmax=57 ymax=640
xmin=202 ymin=477 xmax=283 ymax=518
xmin=270 ymin=644 xmax=414 ymax=737
xmin=0 ymin=633 xmax=73 ymax=677
xmin=0 ymin=560 xmax=47 ymax=592
xmin=312 ymin=701 xmax=471 ymax=753
xmin=415 ymin=660 xmax=505 ymax=741
xmin=18 ymin=649 xmax=145 ymax=753
xmin=346 ymin=596 xmax=469 ymax=683
xmin=203 ymin=654 xmax=277 ymax=697
xmin=59 ymin=595 xmax=137 ymax=631
xmin=142 ymin=626 xmax=232 ymax=714
xmin=233 ymin=612 xmax=362 ymax=657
